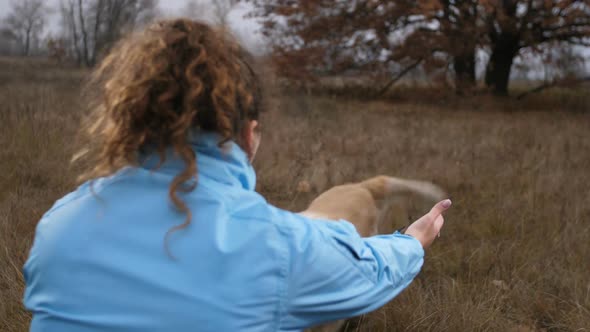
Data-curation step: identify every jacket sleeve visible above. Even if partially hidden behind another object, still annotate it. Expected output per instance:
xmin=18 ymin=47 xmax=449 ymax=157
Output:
xmin=277 ymin=213 xmax=424 ymax=330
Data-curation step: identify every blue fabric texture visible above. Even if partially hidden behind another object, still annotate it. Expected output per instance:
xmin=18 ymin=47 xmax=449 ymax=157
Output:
xmin=23 ymin=132 xmax=424 ymax=332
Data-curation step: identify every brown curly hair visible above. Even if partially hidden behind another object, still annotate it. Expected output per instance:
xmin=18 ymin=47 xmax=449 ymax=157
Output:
xmin=76 ymin=19 xmax=265 ymax=243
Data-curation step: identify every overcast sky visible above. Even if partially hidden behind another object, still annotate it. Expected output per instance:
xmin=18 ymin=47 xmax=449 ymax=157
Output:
xmin=0 ymin=0 xmax=266 ymax=52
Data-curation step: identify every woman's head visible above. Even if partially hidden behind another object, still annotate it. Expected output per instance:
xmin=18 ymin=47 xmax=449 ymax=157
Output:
xmin=82 ymin=18 xmax=263 ymax=175
xmin=78 ymin=19 xmax=265 ymax=241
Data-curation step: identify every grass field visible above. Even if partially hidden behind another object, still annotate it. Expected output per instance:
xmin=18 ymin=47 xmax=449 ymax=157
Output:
xmin=1 ymin=57 xmax=589 ymax=331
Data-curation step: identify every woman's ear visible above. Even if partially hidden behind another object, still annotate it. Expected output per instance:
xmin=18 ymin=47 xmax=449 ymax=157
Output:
xmin=242 ymin=120 xmax=260 ymax=161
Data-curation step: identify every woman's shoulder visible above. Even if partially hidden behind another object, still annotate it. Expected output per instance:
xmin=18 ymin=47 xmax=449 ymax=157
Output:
xmin=40 ymin=182 xmax=92 ymax=220
xmin=40 ymin=167 xmax=137 ymax=219
xmin=247 ymin=202 xmax=357 ymax=240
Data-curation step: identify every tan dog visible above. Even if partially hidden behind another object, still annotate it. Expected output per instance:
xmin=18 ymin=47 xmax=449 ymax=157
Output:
xmin=301 ymin=175 xmax=446 ymax=237
xmin=299 ymin=175 xmax=446 ymax=332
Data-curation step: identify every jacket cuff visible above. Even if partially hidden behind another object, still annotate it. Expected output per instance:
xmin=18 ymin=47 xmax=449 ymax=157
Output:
xmin=393 ymin=231 xmax=425 ymax=258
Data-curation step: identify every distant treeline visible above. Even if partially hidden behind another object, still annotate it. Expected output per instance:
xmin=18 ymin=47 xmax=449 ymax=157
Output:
xmin=1 ymin=0 xmax=589 ymax=96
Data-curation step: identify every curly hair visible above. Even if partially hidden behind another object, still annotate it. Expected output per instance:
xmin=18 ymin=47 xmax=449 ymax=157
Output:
xmin=76 ymin=19 xmax=265 ymax=245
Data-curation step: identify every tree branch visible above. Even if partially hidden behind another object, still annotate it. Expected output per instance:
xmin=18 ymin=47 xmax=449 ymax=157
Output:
xmin=375 ymin=59 xmax=424 ymax=97
xmin=516 ymin=77 xmax=590 ymax=100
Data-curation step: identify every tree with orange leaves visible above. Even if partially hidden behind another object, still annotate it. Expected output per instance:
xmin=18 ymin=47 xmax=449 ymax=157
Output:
xmin=482 ymin=0 xmax=590 ymax=95
xmin=249 ymin=0 xmax=590 ymax=96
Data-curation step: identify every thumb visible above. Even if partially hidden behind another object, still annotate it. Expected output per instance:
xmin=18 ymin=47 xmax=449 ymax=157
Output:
xmin=429 ymin=199 xmax=452 ymax=219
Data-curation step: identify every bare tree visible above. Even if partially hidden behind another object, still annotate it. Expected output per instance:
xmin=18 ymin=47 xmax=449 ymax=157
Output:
xmin=0 ymin=27 xmax=18 ymax=55
xmin=3 ymin=0 xmax=48 ymax=56
xmin=59 ymin=0 xmax=82 ymax=64
xmin=183 ymin=0 xmax=238 ymax=28
xmin=78 ymin=0 xmax=91 ymax=66
xmin=58 ymin=0 xmax=159 ymax=66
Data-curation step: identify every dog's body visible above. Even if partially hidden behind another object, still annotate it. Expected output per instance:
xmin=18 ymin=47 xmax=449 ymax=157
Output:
xmin=301 ymin=175 xmax=446 ymax=236
xmin=299 ymin=175 xmax=446 ymax=332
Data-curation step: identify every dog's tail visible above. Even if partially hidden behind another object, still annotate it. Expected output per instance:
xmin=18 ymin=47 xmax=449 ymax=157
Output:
xmin=360 ymin=175 xmax=447 ymax=203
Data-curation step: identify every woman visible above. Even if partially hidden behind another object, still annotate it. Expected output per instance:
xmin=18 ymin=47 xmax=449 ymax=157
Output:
xmin=23 ymin=19 xmax=449 ymax=331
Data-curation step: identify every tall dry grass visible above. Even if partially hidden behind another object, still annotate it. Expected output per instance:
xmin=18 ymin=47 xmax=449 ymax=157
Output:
xmin=0 ymin=57 xmax=84 ymax=331
xmin=1 ymin=57 xmax=589 ymax=331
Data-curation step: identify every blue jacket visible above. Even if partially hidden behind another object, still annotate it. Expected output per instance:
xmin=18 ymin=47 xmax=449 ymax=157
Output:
xmin=23 ymin=132 xmax=424 ymax=332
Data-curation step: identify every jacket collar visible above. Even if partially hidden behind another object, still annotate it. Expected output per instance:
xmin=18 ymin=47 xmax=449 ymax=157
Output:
xmin=139 ymin=131 xmax=256 ymax=191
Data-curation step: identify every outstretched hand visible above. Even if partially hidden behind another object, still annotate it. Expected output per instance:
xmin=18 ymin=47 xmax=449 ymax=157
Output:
xmin=404 ymin=199 xmax=452 ymax=249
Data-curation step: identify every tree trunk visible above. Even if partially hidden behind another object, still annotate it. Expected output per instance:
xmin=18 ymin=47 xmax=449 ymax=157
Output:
xmin=24 ymin=30 xmax=31 ymax=56
xmin=454 ymin=52 xmax=476 ymax=94
xmin=78 ymin=0 xmax=90 ymax=67
xmin=485 ymin=35 xmax=519 ymax=96
xmin=67 ymin=0 xmax=83 ymax=65
xmin=24 ymin=23 xmax=33 ymax=56
xmin=92 ymin=0 xmax=104 ymax=66
xmin=376 ymin=59 xmax=423 ymax=97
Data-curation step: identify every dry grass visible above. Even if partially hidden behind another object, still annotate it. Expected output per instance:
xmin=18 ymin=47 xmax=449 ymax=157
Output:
xmin=1 ymin=57 xmax=589 ymax=331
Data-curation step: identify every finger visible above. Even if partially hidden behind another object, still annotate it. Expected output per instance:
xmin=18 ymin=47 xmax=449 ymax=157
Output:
xmin=434 ymin=215 xmax=445 ymax=233
xmin=435 ymin=215 xmax=445 ymax=238
xmin=429 ymin=199 xmax=452 ymax=219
